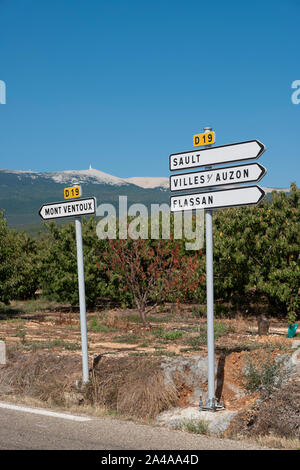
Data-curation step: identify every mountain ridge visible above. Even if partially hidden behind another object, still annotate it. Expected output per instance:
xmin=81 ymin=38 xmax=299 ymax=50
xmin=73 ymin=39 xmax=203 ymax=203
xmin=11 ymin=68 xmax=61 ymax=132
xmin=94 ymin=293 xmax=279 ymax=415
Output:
xmin=0 ymin=167 xmax=169 ymax=229
xmin=0 ymin=167 xmax=171 ymax=191
xmin=0 ymin=167 xmax=291 ymax=191
xmin=0 ymin=167 xmax=292 ymax=232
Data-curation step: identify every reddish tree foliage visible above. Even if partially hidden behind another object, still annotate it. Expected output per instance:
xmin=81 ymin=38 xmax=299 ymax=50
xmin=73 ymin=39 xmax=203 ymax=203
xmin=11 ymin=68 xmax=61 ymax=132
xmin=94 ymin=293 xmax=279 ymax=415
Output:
xmin=105 ymin=238 xmax=204 ymax=327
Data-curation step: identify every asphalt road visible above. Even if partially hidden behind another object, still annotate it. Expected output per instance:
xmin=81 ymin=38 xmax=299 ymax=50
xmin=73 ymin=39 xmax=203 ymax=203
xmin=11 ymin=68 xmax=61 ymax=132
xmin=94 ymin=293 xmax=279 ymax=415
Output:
xmin=0 ymin=401 xmax=265 ymax=451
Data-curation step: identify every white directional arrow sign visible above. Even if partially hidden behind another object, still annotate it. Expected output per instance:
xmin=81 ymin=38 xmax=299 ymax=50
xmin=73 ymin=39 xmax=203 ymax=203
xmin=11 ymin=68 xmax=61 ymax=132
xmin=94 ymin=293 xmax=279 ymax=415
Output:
xmin=169 ymin=140 xmax=265 ymax=171
xmin=170 ymin=163 xmax=266 ymax=192
xmin=170 ymin=185 xmax=265 ymax=212
xmin=39 ymin=197 xmax=96 ymax=220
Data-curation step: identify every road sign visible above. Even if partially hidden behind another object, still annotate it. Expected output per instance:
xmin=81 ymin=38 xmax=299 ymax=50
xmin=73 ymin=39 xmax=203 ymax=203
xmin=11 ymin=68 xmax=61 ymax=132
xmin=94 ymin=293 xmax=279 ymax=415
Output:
xmin=170 ymin=163 xmax=266 ymax=192
xmin=64 ymin=185 xmax=81 ymax=199
xmin=169 ymin=140 xmax=265 ymax=171
xmin=170 ymin=185 xmax=265 ymax=212
xmin=193 ymin=131 xmax=215 ymax=147
xmin=39 ymin=197 xmax=96 ymax=220
xmin=38 ymin=195 xmax=97 ymax=384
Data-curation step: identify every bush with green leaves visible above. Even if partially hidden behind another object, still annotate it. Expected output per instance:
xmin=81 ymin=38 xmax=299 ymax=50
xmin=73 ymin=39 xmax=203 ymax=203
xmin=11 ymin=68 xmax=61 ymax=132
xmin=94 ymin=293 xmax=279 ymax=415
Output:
xmin=12 ymin=231 xmax=40 ymax=300
xmin=0 ymin=211 xmax=39 ymax=303
xmin=0 ymin=183 xmax=299 ymax=323
xmin=213 ymin=183 xmax=300 ymax=317
xmin=181 ymin=418 xmax=209 ymax=435
xmin=240 ymin=352 xmax=293 ymax=398
xmin=37 ymin=217 xmax=109 ymax=307
xmin=0 ymin=211 xmax=15 ymax=303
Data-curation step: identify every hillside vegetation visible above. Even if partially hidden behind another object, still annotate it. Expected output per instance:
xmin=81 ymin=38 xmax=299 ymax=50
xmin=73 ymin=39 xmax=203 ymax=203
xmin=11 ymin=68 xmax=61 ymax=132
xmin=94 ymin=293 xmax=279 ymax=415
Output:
xmin=0 ymin=183 xmax=299 ymax=325
xmin=0 ymin=169 xmax=169 ymax=227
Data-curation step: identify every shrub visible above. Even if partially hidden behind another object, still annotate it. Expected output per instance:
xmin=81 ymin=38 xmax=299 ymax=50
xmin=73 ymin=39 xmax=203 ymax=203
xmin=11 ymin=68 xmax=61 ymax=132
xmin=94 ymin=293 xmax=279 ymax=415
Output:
xmin=161 ymin=330 xmax=184 ymax=341
xmin=240 ymin=352 xmax=293 ymax=398
xmin=38 ymin=217 xmax=109 ymax=307
xmin=88 ymin=317 xmax=115 ymax=333
xmin=181 ymin=418 xmax=209 ymax=435
xmin=0 ymin=211 xmax=39 ymax=303
xmin=112 ymin=333 xmax=141 ymax=344
xmin=213 ymin=183 xmax=300 ymax=318
xmin=229 ymin=381 xmax=300 ymax=439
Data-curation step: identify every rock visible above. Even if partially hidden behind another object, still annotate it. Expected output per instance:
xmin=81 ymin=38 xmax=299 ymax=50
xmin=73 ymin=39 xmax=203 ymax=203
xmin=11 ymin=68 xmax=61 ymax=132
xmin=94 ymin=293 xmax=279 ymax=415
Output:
xmin=292 ymin=340 xmax=300 ymax=350
xmin=160 ymin=355 xmax=210 ymax=405
xmin=63 ymin=391 xmax=84 ymax=406
xmin=0 ymin=341 xmax=6 ymax=365
xmin=257 ymin=315 xmax=270 ymax=335
xmin=290 ymin=346 xmax=300 ymax=376
xmin=155 ymin=406 xmax=238 ymax=435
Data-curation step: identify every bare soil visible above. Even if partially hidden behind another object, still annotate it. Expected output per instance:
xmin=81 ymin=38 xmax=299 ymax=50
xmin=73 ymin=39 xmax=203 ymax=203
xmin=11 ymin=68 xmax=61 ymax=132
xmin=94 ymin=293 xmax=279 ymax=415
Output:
xmin=0 ymin=302 xmax=298 ymax=450
xmin=0 ymin=303 xmax=296 ymax=412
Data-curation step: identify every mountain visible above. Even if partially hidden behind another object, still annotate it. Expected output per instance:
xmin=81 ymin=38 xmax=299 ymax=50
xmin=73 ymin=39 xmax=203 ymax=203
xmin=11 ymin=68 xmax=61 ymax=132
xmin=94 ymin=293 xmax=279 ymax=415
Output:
xmin=0 ymin=167 xmax=291 ymax=233
xmin=124 ymin=177 xmax=169 ymax=189
xmin=261 ymin=186 xmax=290 ymax=194
xmin=0 ymin=167 xmax=169 ymax=230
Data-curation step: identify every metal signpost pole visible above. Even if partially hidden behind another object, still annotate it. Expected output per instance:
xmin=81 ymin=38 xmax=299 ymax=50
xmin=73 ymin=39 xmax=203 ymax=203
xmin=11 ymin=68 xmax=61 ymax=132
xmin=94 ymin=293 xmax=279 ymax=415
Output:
xmin=203 ymin=127 xmax=217 ymax=410
xmin=39 ymin=193 xmax=96 ymax=386
xmin=75 ymin=216 xmax=89 ymax=384
xmin=169 ymin=132 xmax=266 ymax=411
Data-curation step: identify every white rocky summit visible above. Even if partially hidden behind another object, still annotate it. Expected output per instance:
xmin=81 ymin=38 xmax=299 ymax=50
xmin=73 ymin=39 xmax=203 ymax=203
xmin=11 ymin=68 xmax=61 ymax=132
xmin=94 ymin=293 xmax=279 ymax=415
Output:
xmin=0 ymin=167 xmax=291 ymax=193
xmin=124 ymin=176 xmax=169 ymax=189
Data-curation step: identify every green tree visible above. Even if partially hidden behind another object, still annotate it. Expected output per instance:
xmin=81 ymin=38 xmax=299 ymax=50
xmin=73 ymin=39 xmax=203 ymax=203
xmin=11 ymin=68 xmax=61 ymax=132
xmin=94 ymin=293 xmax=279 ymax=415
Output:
xmin=10 ymin=230 xmax=40 ymax=300
xmin=0 ymin=211 xmax=39 ymax=302
xmin=0 ymin=211 xmax=16 ymax=303
xmin=213 ymin=183 xmax=300 ymax=317
xmin=38 ymin=217 xmax=108 ymax=307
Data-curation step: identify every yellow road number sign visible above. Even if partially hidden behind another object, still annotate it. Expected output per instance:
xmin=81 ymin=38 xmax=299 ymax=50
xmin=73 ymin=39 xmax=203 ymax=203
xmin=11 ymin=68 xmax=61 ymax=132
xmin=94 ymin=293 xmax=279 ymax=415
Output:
xmin=193 ymin=131 xmax=215 ymax=147
xmin=64 ymin=186 xmax=81 ymax=199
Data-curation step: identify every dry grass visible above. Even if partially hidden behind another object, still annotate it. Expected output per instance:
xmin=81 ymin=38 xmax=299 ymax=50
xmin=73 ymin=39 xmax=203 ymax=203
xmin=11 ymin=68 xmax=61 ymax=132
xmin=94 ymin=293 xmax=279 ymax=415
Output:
xmin=87 ymin=356 xmax=182 ymax=419
xmin=0 ymin=350 xmax=82 ymax=406
xmin=101 ymin=311 xmax=131 ymax=331
xmin=228 ymin=379 xmax=300 ymax=442
xmin=0 ymin=305 xmax=298 ymax=443
xmin=0 ymin=350 xmax=185 ymax=420
xmin=254 ymin=434 xmax=300 ymax=450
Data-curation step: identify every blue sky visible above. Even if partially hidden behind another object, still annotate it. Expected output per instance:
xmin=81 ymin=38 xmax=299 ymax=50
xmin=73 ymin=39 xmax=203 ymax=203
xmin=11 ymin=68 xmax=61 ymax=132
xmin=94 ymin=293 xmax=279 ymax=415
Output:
xmin=0 ymin=0 xmax=299 ymax=187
